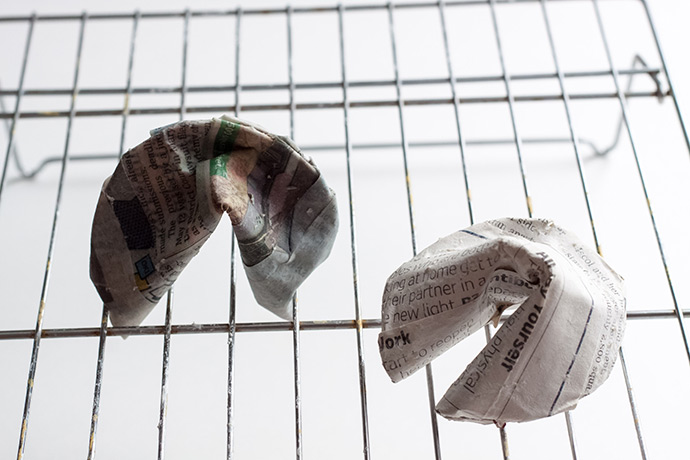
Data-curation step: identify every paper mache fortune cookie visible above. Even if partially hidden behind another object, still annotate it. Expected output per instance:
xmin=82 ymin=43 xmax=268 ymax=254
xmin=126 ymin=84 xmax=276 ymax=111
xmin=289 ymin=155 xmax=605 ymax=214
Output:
xmin=379 ymin=218 xmax=625 ymax=425
xmin=90 ymin=115 xmax=338 ymax=327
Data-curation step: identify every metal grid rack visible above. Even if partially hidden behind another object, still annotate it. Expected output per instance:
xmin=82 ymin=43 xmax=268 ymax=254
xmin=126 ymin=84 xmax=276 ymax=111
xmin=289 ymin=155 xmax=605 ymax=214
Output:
xmin=1 ymin=0 xmax=689 ymax=459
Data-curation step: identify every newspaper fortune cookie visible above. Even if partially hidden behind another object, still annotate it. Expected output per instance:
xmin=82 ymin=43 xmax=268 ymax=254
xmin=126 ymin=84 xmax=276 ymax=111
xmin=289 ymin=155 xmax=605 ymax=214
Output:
xmin=379 ymin=218 xmax=625 ymax=425
xmin=90 ymin=115 xmax=338 ymax=327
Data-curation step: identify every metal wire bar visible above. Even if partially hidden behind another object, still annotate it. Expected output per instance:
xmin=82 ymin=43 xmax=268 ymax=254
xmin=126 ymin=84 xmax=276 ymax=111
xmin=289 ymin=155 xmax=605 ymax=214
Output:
xmin=157 ymin=291 xmax=174 ymax=460
xmin=438 ymin=2 xmax=514 ymax=457
xmin=488 ymin=0 xmax=532 ymax=218
xmin=119 ymin=11 xmax=140 ymax=158
xmin=386 ymin=2 xmax=416 ymax=250
xmin=86 ymin=13 xmax=139 ymax=460
xmin=227 ymin=241 xmax=238 ymax=460
xmin=286 ymin=6 xmax=304 ymax=459
xmin=86 ymin=308 xmax=108 ymax=460
xmin=227 ymin=8 xmax=242 ymax=460
xmin=564 ymin=411 xmax=579 ymax=460
xmin=233 ymin=8 xmax=243 ymax=116
xmin=227 ymin=230 xmax=239 ymax=460
xmin=537 ymin=2 xmax=604 ymax=456
xmin=156 ymin=10 xmax=190 ymax=460
xmin=15 ymin=12 xmax=87 ymax=460
xmin=0 ymin=309 xmax=687 ymax=341
xmin=640 ymin=0 xmax=690 ymax=158
xmin=439 ymin=0 xmax=473 ymax=225
xmin=590 ymin=3 xmax=670 ymax=456
xmin=591 ymin=0 xmax=690 ymax=365
xmin=226 ymin=237 xmax=238 ymax=460
xmin=597 ymin=55 xmax=660 ymax=158
xmin=6 ymin=56 xmax=661 ymax=184
xmin=539 ymin=0 xmax=601 ymax=253
xmin=488 ymin=0 xmax=540 ymax=453
xmin=0 ymin=90 xmax=668 ymax=126
xmin=0 ymin=14 xmax=34 ymax=211
xmin=497 ymin=423 xmax=510 ymax=460
xmin=287 ymin=6 xmax=297 ymax=140
xmin=180 ymin=9 xmax=190 ymax=118
xmin=0 ymin=66 xmax=662 ymax=100
xmin=337 ymin=4 xmax=371 ymax=458
xmin=618 ymin=347 xmax=648 ymax=460
xmin=3 ymin=134 xmax=626 ymax=182
xmin=387 ymin=4 xmax=442 ymax=458
xmin=0 ymin=87 xmax=28 ymax=178
xmin=0 ymin=0 xmax=646 ymax=23
xmin=540 ymin=3 xmax=649 ymax=457
xmin=387 ymin=2 xmax=417 ymax=258
xmin=479 ymin=325 xmax=510 ymax=459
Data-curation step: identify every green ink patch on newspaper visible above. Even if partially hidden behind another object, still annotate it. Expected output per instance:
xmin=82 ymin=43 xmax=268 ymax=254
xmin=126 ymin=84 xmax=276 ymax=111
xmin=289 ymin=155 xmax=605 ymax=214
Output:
xmin=213 ymin=119 xmax=240 ymax=157
xmin=210 ymin=154 xmax=230 ymax=178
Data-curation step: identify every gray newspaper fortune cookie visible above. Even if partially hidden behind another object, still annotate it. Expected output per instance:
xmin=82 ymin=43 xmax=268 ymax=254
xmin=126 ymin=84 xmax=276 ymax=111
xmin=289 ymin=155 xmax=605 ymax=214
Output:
xmin=90 ymin=115 xmax=338 ymax=327
xmin=379 ymin=218 xmax=625 ymax=425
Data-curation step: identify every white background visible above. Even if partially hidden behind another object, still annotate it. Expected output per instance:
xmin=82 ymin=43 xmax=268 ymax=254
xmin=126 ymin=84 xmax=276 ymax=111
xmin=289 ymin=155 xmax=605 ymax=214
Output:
xmin=1 ymin=0 xmax=689 ymax=459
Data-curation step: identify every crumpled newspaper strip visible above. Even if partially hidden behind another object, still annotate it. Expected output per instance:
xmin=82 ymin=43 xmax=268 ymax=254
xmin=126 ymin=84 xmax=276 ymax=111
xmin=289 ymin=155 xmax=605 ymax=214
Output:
xmin=90 ymin=115 xmax=338 ymax=327
xmin=379 ymin=218 xmax=625 ymax=425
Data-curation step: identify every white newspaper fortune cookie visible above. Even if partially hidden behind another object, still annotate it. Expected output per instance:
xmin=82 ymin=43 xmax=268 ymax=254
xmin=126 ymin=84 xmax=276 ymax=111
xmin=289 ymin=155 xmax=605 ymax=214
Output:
xmin=90 ymin=115 xmax=338 ymax=327
xmin=379 ymin=218 xmax=625 ymax=425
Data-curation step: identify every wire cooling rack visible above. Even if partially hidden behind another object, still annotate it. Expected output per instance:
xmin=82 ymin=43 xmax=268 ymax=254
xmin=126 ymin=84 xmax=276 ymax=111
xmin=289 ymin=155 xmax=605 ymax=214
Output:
xmin=1 ymin=0 xmax=689 ymax=459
